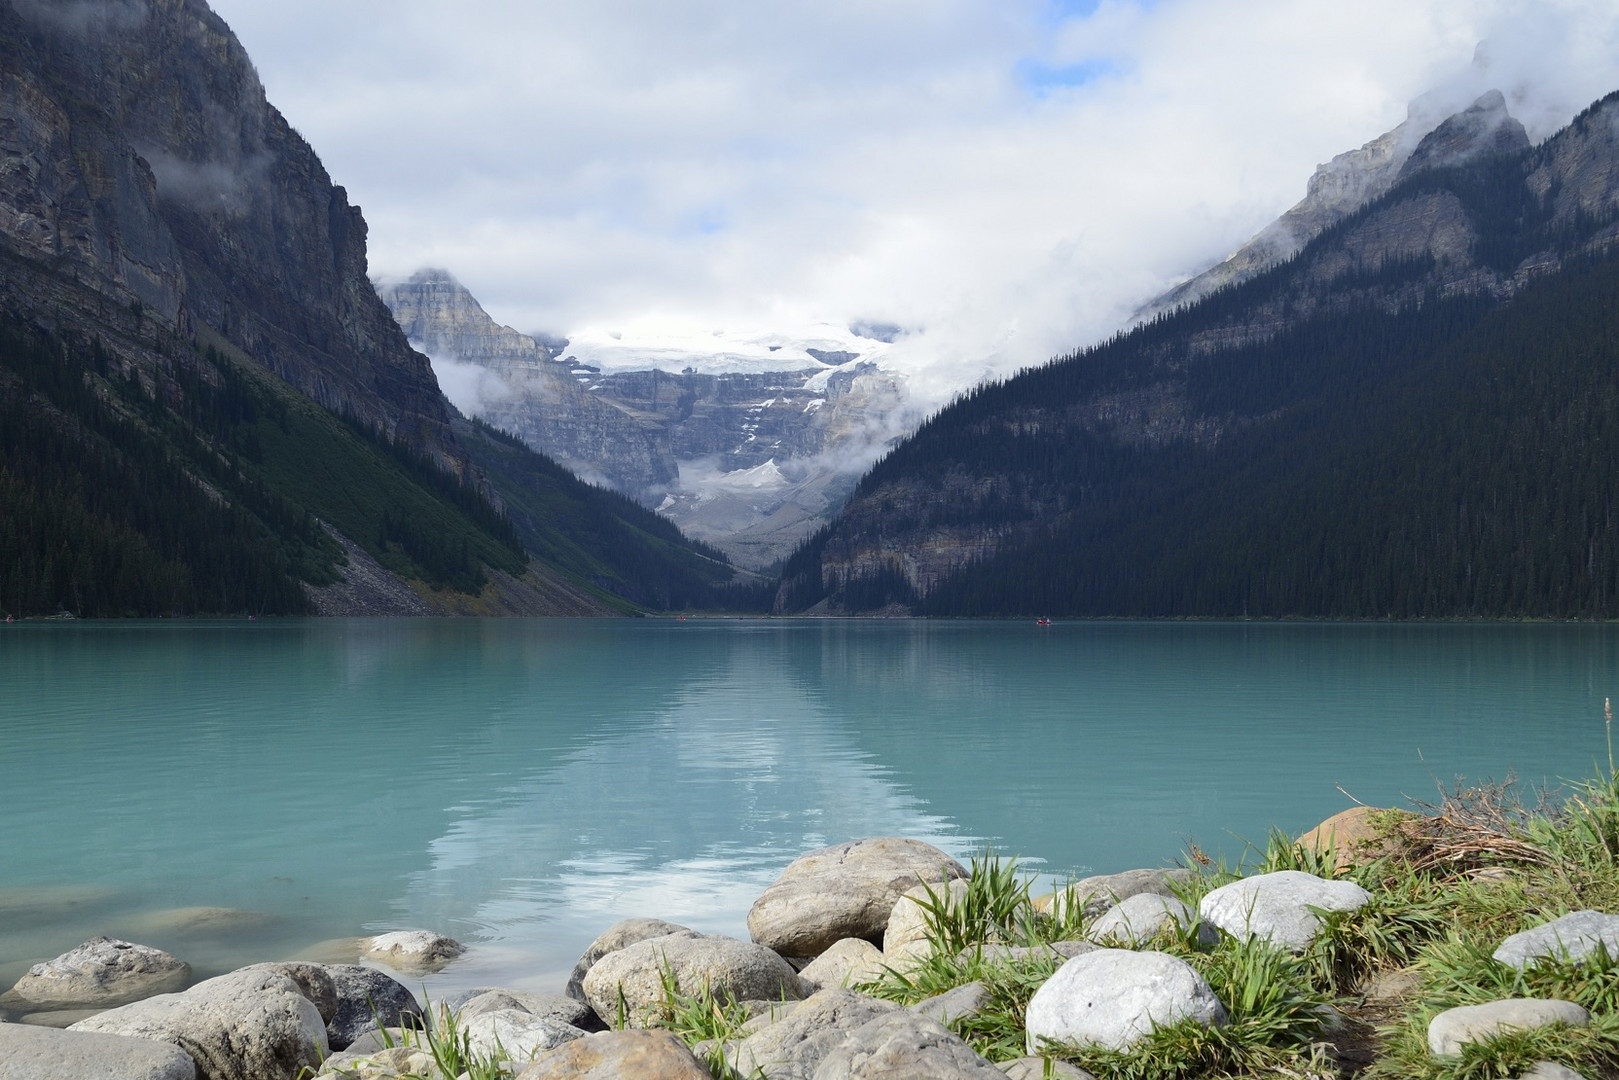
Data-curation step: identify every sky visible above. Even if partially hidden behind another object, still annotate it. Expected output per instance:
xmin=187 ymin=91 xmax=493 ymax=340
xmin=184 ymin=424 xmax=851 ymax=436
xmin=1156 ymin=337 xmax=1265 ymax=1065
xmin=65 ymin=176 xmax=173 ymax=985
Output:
xmin=209 ymin=0 xmax=1619 ymax=404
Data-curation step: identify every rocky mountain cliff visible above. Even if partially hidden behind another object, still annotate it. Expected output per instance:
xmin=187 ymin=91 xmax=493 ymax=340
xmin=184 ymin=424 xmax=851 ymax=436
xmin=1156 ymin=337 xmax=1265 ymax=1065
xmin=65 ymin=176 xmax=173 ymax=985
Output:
xmin=1138 ymin=91 xmax=1529 ymax=321
xmin=779 ymin=89 xmax=1619 ymax=617
xmin=378 ymin=271 xmax=913 ymax=569
xmin=0 ymin=0 xmax=460 ymax=466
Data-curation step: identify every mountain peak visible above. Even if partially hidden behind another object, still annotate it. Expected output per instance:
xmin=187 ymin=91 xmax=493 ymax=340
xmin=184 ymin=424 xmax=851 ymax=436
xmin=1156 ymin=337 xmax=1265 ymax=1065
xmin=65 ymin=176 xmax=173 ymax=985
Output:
xmin=1395 ymin=90 xmax=1530 ymax=182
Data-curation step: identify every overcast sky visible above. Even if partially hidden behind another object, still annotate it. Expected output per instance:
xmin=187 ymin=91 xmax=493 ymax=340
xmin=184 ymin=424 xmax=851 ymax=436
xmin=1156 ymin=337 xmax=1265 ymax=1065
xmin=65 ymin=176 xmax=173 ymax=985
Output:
xmin=209 ymin=0 xmax=1619 ymax=399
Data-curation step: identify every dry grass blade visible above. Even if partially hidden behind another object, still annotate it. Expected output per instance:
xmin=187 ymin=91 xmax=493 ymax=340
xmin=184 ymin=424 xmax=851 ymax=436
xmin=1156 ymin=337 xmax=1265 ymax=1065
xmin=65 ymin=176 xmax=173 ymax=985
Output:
xmin=1395 ymin=775 xmax=1559 ymax=874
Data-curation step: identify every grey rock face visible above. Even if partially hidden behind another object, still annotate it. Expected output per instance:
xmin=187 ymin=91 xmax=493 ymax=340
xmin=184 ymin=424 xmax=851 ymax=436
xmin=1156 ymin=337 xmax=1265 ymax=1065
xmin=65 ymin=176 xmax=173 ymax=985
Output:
xmin=1494 ymin=911 xmax=1619 ymax=970
xmin=1087 ymin=893 xmax=1198 ymax=946
xmin=798 ymin=938 xmax=888 ymax=993
xmin=1198 ymin=871 xmax=1371 ymax=952
xmin=448 ymin=988 xmax=601 ymax=1032
xmin=809 ymin=1012 xmax=1004 ymax=1079
xmin=1024 ymin=949 xmax=1228 ymax=1053
xmin=1396 ymin=90 xmax=1530 ymax=182
xmin=0 ymin=937 xmax=190 ymax=1009
xmin=320 ymin=965 xmax=421 ymax=1051
xmin=69 ymin=967 xmax=329 ymax=1080
xmin=729 ymin=988 xmax=899 ymax=1080
xmin=359 ymin=931 xmax=465 ymax=974
xmin=1428 ymin=998 xmax=1590 ymax=1057
xmin=1042 ymin=868 xmax=1196 ymax=920
xmin=566 ymin=918 xmax=694 ymax=1002
xmin=513 ymin=1028 xmax=712 ymax=1079
xmin=581 ymin=933 xmax=805 ymax=1029
xmin=0 ymin=1022 xmax=196 ymax=1080
xmin=750 ymin=838 xmax=967 ymax=959
xmin=908 ymin=982 xmax=990 ymax=1026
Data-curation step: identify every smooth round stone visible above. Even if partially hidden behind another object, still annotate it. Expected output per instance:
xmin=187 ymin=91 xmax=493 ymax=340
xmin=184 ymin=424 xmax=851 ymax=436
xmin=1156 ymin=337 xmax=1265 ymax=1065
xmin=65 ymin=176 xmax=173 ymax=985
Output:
xmin=580 ymin=933 xmax=804 ymax=1028
xmin=809 ymin=1012 xmax=1004 ymax=1079
xmin=565 ymin=918 xmax=692 ymax=1002
xmin=1198 ymin=870 xmax=1371 ymax=951
xmin=1493 ymin=911 xmax=1619 ymax=970
xmin=799 ymin=937 xmax=888 ymax=992
xmin=1025 ymin=949 xmax=1227 ymax=1053
xmin=513 ymin=1029 xmax=711 ymax=1079
xmin=1428 ymin=998 xmax=1590 ymax=1057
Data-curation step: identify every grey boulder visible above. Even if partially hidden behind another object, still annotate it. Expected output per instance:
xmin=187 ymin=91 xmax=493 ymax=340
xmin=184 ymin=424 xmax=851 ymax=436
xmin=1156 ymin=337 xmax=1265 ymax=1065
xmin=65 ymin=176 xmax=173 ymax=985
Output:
xmin=1025 ymin=949 xmax=1227 ymax=1053
xmin=809 ymin=1012 xmax=1004 ymax=1079
xmin=909 ymin=981 xmax=990 ymax=1026
xmin=581 ymin=932 xmax=804 ymax=1028
xmin=1198 ymin=871 xmax=1371 ymax=951
xmin=448 ymin=987 xmax=601 ymax=1031
xmin=728 ymin=987 xmax=900 ymax=1080
xmin=321 ymin=965 xmax=422 ymax=1050
xmin=750 ymin=838 xmax=966 ymax=959
xmin=1040 ymin=868 xmax=1195 ymax=920
xmin=0 ymin=1022 xmax=196 ymax=1080
xmin=1428 ymin=998 xmax=1590 ymax=1057
xmin=69 ymin=967 xmax=329 ymax=1080
xmin=1087 ymin=894 xmax=1201 ymax=946
xmin=1493 ymin=911 xmax=1619 ymax=970
xmin=884 ymin=879 xmax=970 ymax=965
xmin=458 ymin=1007 xmax=586 ymax=1062
xmin=0 ymin=937 xmax=190 ymax=1009
xmin=565 ymin=917 xmax=693 ymax=1002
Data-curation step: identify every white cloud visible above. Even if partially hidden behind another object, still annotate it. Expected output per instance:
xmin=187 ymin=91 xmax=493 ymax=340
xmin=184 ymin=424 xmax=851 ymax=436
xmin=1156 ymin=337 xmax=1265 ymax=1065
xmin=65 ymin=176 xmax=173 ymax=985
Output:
xmin=212 ymin=0 xmax=1619 ymax=408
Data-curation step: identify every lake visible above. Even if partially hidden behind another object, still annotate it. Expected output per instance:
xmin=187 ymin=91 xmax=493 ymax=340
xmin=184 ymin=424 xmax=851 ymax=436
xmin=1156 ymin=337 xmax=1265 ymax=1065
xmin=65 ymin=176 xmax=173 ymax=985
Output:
xmin=2 ymin=617 xmax=1615 ymax=1007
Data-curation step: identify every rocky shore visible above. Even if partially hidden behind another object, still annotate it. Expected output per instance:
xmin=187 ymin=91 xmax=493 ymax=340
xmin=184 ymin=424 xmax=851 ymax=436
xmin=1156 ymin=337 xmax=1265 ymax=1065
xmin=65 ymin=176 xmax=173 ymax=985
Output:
xmin=2 ymin=817 xmax=1615 ymax=1079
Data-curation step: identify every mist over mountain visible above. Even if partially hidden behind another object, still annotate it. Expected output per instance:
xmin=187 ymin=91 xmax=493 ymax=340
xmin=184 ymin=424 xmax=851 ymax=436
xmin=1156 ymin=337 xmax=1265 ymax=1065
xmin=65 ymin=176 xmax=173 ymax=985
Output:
xmin=778 ymin=88 xmax=1619 ymax=618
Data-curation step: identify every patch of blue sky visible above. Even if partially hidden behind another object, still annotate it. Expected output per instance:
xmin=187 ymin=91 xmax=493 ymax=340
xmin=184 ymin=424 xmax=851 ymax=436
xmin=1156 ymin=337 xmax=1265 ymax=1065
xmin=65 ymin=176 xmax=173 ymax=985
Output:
xmin=683 ymin=205 xmax=731 ymax=237
xmin=1017 ymin=57 xmax=1119 ymax=98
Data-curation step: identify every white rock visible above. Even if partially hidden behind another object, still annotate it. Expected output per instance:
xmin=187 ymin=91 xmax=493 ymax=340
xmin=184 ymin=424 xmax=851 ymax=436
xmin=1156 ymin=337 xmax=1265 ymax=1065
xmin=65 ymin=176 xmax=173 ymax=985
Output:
xmin=729 ymin=987 xmax=899 ymax=1080
xmin=997 ymin=1058 xmax=1098 ymax=1080
xmin=459 ymin=1006 xmax=585 ymax=1062
xmin=749 ymin=838 xmax=966 ymax=959
xmin=1428 ymin=998 xmax=1590 ymax=1057
xmin=1198 ymin=871 xmax=1371 ymax=951
xmin=1515 ymin=1062 xmax=1587 ymax=1080
xmin=1039 ymin=868 xmax=1196 ymax=920
xmin=809 ymin=1012 xmax=1004 ymax=1079
xmin=565 ymin=918 xmax=692 ymax=1001
xmin=1493 ymin=911 xmax=1619 ymax=970
xmin=360 ymin=931 xmax=465 ymax=974
xmin=1025 ymin=949 xmax=1227 ymax=1053
xmin=1086 ymin=894 xmax=1196 ymax=946
xmin=883 ymin=879 xmax=970 ymax=965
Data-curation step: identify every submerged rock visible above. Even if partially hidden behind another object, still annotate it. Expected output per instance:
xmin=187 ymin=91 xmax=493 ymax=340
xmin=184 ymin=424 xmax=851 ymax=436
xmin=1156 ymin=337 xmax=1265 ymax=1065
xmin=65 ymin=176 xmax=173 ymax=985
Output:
xmin=0 ymin=937 xmax=190 ymax=1009
xmin=750 ymin=838 xmax=966 ymax=959
xmin=359 ymin=931 xmax=465 ymax=974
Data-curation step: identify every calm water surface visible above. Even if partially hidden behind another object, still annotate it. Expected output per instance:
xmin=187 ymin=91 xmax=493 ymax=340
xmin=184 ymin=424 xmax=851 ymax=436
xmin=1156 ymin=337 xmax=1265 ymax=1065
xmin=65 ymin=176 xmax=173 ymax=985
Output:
xmin=2 ymin=618 xmax=1616 ymax=1004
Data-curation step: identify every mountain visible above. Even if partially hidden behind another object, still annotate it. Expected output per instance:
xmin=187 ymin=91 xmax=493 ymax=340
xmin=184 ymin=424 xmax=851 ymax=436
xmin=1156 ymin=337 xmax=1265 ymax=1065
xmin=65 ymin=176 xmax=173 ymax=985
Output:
xmin=1137 ymin=90 xmax=1529 ymax=322
xmin=778 ymin=89 xmax=1619 ymax=618
xmin=0 ymin=0 xmax=751 ymax=617
xmin=378 ymin=271 xmax=914 ymax=569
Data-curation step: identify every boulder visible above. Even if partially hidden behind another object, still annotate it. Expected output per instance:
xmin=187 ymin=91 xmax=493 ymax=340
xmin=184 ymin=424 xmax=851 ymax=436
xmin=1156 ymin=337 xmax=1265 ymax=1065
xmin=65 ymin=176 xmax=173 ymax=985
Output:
xmin=909 ymin=982 xmax=990 ymax=1026
xmin=728 ymin=987 xmax=900 ymax=1080
xmin=0 ymin=938 xmax=191 ymax=1009
xmin=359 ymin=931 xmax=465 ymax=974
xmin=1493 ymin=911 xmax=1619 ymax=970
xmin=581 ymin=932 xmax=805 ymax=1028
xmin=883 ymin=880 xmax=970 ymax=965
xmin=120 ymin=908 xmax=271 ymax=938
xmin=239 ymin=964 xmax=337 ymax=1024
xmin=1295 ymin=806 xmax=1404 ymax=869
xmin=458 ymin=1006 xmax=586 ymax=1062
xmin=1514 ymin=1063 xmax=1586 ymax=1080
xmin=514 ymin=1028 xmax=712 ymax=1079
xmin=1037 ymin=868 xmax=1195 ymax=921
xmin=1025 ymin=949 xmax=1227 ymax=1053
xmin=799 ymin=938 xmax=889 ymax=993
xmin=0 ymin=1022 xmax=196 ymax=1079
xmin=316 ymin=1044 xmax=436 ymax=1078
xmin=321 ymin=965 xmax=422 ymax=1050
xmin=1198 ymin=871 xmax=1371 ymax=951
xmin=809 ymin=1012 xmax=1004 ymax=1079
xmin=448 ymin=987 xmax=601 ymax=1031
xmin=997 ymin=1058 xmax=1097 ymax=1080
xmin=1428 ymin=998 xmax=1590 ymax=1057
xmin=69 ymin=967 xmax=329 ymax=1080
xmin=750 ymin=839 xmax=966 ymax=959
xmin=1086 ymin=894 xmax=1197 ymax=946
xmin=565 ymin=918 xmax=693 ymax=1002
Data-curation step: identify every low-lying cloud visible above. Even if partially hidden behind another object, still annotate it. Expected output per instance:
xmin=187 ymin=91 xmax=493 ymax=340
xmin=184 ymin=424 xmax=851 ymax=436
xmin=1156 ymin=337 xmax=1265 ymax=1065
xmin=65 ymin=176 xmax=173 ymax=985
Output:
xmin=211 ymin=0 xmax=1619 ymax=410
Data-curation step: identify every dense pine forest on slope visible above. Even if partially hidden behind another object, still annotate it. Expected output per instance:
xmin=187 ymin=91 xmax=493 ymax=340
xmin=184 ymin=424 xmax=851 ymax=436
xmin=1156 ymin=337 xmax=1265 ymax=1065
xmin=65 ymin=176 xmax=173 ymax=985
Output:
xmin=778 ymin=91 xmax=1619 ymax=618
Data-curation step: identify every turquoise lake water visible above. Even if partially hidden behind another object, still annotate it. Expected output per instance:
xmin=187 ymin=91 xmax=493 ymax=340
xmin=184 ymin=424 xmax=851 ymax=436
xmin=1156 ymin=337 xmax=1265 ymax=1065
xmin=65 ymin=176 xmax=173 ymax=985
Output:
xmin=3 ymin=618 xmax=1617 ymax=1006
